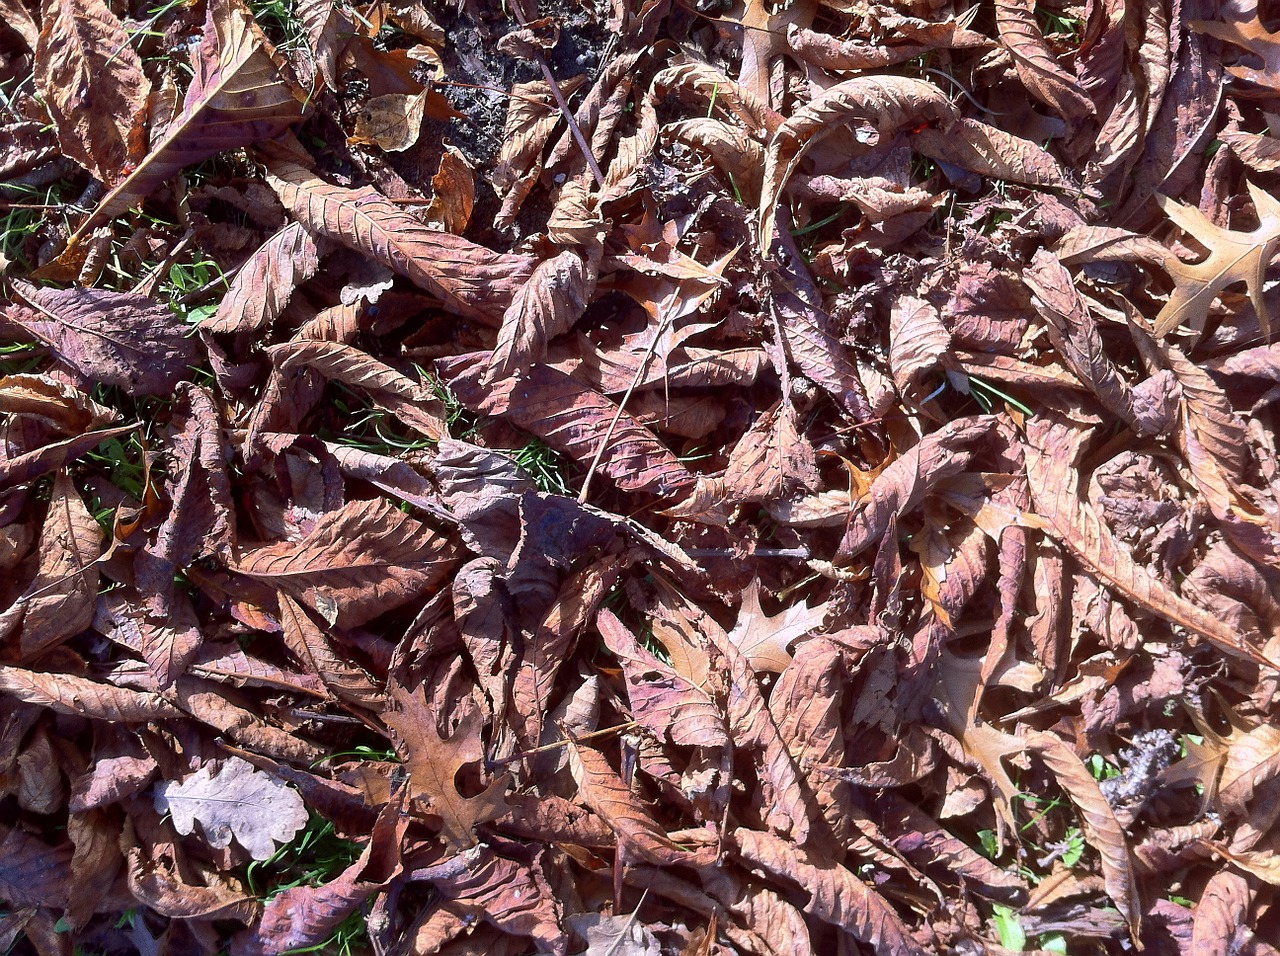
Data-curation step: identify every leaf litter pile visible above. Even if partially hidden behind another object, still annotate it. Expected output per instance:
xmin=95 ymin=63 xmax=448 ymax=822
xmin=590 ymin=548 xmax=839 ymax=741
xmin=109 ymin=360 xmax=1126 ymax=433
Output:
xmin=6 ymin=0 xmax=1280 ymax=951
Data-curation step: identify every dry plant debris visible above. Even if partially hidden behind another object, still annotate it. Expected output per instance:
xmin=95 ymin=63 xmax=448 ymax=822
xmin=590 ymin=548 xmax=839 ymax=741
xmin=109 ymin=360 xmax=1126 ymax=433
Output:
xmin=4 ymin=0 xmax=1280 ymax=952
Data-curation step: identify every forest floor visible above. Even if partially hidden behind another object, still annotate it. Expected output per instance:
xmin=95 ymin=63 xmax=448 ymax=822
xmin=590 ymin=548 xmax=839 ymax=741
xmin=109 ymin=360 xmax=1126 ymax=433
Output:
xmin=2 ymin=0 xmax=1280 ymax=953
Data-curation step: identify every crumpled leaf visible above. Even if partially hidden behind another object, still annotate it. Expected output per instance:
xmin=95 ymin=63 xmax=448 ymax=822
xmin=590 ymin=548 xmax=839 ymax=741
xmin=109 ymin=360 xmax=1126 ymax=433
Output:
xmin=267 ymin=339 xmax=446 ymax=439
xmin=732 ymin=827 xmax=924 ymax=955
xmin=759 ymin=75 xmax=956 ymax=245
xmin=567 ymin=913 xmax=661 ymax=956
xmin=1024 ymin=417 xmax=1277 ymax=670
xmin=723 ymin=402 xmax=819 ymax=504
xmin=442 ymin=354 xmax=696 ymax=498
xmin=232 ymin=797 xmax=405 ymax=956
xmin=232 ymin=496 xmax=455 ymax=627
xmin=995 ymin=0 xmax=1094 ymax=120
xmin=567 ymin=740 xmax=694 ymax=866
xmin=34 ymin=0 xmax=151 ymax=186
xmin=487 ymin=249 xmax=593 ymax=383
xmin=265 ymin=153 xmax=535 ymax=322
xmin=838 ymin=417 xmax=993 ymax=560
xmin=8 ymin=281 xmax=199 ymax=396
xmin=153 ymin=756 xmax=308 ymax=861
xmin=0 ymin=471 xmax=101 ymax=657
xmin=40 ymin=0 xmax=307 ymax=278
xmin=202 ymin=221 xmax=320 ymax=334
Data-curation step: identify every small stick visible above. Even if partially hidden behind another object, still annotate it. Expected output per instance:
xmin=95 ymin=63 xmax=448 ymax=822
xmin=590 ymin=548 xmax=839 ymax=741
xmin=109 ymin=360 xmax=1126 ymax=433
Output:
xmin=489 ymin=720 xmax=639 ymax=766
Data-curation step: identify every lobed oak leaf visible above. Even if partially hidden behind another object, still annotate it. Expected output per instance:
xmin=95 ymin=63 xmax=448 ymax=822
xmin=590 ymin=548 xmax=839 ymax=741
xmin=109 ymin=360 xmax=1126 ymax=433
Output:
xmin=727 ymin=579 xmax=828 ymax=674
xmin=154 ymin=757 xmax=308 ymax=861
xmin=383 ymin=682 xmax=511 ymax=849
xmin=1154 ymin=181 xmax=1280 ymax=338
xmin=1193 ymin=14 xmax=1280 ymax=93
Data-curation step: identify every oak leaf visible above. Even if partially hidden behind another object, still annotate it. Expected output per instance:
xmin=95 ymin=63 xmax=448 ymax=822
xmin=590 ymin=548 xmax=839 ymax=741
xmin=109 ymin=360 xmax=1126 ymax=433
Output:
xmin=154 ymin=757 xmax=308 ymax=861
xmin=383 ymin=683 xmax=511 ymax=849
xmin=1154 ymin=182 xmax=1280 ymax=338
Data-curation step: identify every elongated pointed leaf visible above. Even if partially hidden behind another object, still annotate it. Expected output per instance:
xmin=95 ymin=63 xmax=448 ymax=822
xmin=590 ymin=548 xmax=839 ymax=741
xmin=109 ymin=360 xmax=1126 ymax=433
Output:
xmin=264 ymin=157 xmax=535 ymax=322
xmin=34 ymin=0 xmax=150 ymax=186
xmin=232 ymin=497 xmax=455 ymax=627
xmin=10 ymin=281 xmax=199 ymax=396
xmin=42 ymin=0 xmax=307 ymax=278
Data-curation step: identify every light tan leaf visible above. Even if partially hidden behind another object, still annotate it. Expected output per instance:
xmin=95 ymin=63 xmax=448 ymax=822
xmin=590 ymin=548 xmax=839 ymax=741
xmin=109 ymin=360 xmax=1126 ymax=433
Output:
xmin=348 ymin=90 xmax=428 ymax=152
xmin=1154 ymin=181 xmax=1280 ymax=338
xmin=34 ymin=0 xmax=151 ymax=186
xmin=154 ymin=756 xmax=308 ymax=861
xmin=1028 ymin=732 xmax=1141 ymax=941
xmin=727 ymin=579 xmax=829 ymax=674
xmin=264 ymin=156 xmax=535 ymax=322
xmin=383 ymin=683 xmax=511 ymax=849
xmin=426 ymin=143 xmax=475 ymax=234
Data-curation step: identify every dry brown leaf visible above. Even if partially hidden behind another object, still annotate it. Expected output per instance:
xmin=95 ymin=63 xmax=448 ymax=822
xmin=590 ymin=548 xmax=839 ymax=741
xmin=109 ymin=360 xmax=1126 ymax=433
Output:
xmin=1028 ymin=731 xmax=1142 ymax=941
xmin=732 ymin=828 xmax=924 ymax=955
xmin=384 ymin=682 xmax=510 ymax=849
xmin=995 ymin=0 xmax=1094 ymax=120
xmin=758 ymin=76 xmax=957 ymax=246
xmin=1154 ymin=182 xmax=1280 ymax=338
xmin=1024 ymin=418 xmax=1278 ymax=670
xmin=34 ymin=0 xmax=150 ymax=186
xmin=232 ymin=496 xmax=455 ymax=628
xmin=264 ymin=155 xmax=535 ymax=322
